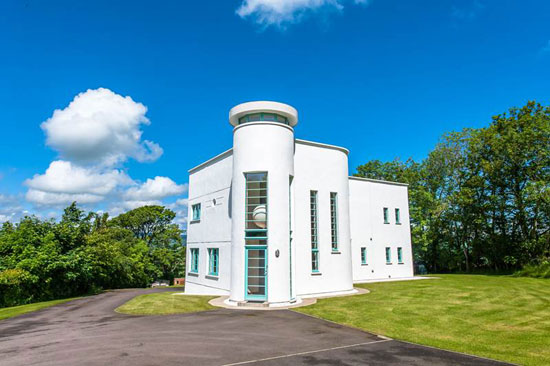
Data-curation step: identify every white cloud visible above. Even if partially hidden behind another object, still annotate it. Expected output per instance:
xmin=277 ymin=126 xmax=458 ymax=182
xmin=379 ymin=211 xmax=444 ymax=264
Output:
xmin=236 ymin=0 xmax=369 ymax=27
xmin=0 ymin=194 xmax=26 ymax=223
xmin=22 ymin=88 xmax=187 ymax=227
xmin=175 ymin=198 xmax=188 ymax=206
xmin=25 ymin=160 xmax=132 ymax=196
xmin=25 ymin=190 xmax=105 ymax=205
xmin=41 ymin=88 xmax=162 ymax=166
xmin=124 ymin=176 xmax=187 ymax=201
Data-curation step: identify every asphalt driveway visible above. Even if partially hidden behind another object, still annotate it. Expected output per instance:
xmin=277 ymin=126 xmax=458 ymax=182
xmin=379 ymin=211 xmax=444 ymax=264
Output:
xmin=0 ymin=289 xmax=512 ymax=366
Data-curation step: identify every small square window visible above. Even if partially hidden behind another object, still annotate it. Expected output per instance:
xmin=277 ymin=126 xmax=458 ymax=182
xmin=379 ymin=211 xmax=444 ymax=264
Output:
xmin=192 ymin=203 xmax=201 ymax=221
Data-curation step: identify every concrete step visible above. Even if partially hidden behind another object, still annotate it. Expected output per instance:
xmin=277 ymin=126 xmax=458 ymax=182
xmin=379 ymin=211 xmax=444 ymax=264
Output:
xmin=237 ymin=301 xmax=269 ymax=308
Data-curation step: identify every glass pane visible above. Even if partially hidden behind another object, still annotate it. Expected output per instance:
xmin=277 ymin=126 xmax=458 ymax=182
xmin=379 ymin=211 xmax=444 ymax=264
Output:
xmin=247 ymin=249 xmax=266 ymax=297
xmin=247 ymin=285 xmax=265 ymax=296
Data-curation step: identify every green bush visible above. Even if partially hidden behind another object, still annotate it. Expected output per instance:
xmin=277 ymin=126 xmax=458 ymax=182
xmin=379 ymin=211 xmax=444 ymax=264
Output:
xmin=0 ymin=203 xmax=185 ymax=308
xmin=0 ymin=269 xmax=35 ymax=307
xmin=515 ymin=260 xmax=550 ymax=279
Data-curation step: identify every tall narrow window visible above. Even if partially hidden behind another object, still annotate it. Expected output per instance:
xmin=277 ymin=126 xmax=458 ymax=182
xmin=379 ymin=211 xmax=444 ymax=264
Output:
xmin=385 ymin=247 xmax=391 ymax=264
xmin=310 ymin=191 xmax=319 ymax=272
xmin=395 ymin=208 xmax=401 ymax=224
xmin=361 ymin=247 xmax=367 ymax=265
xmin=208 ymin=248 xmax=219 ymax=276
xmin=245 ymin=172 xmax=268 ymax=246
xmin=397 ymin=247 xmax=403 ymax=263
xmin=190 ymin=248 xmax=199 ymax=273
xmin=383 ymin=207 xmax=389 ymax=224
xmin=330 ymin=192 xmax=338 ymax=251
xmin=192 ymin=203 xmax=201 ymax=221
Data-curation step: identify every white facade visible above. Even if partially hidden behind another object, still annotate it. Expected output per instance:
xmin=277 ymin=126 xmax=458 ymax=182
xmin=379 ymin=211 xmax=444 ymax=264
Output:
xmin=185 ymin=101 xmax=414 ymax=306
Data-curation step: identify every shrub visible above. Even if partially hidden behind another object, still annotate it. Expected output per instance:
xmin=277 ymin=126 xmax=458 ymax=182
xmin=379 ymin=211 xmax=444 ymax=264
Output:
xmin=515 ymin=260 xmax=550 ymax=279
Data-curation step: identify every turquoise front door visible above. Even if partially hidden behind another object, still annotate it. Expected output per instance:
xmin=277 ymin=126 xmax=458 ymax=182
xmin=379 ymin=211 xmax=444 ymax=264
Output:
xmin=245 ymin=247 xmax=267 ymax=301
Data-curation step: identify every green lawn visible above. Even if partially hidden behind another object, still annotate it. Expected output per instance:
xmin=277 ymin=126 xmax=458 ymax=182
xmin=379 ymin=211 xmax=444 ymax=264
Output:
xmin=295 ymin=275 xmax=550 ymax=366
xmin=115 ymin=292 xmax=215 ymax=315
xmin=0 ymin=297 xmax=80 ymax=321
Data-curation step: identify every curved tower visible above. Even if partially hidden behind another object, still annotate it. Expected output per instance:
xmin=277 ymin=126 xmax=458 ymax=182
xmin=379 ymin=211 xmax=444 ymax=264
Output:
xmin=228 ymin=101 xmax=298 ymax=306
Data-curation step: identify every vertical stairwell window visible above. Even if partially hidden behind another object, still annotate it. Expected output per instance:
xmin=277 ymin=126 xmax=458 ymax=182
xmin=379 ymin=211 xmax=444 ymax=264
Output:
xmin=330 ymin=192 xmax=339 ymax=251
xmin=361 ymin=247 xmax=367 ymax=265
xmin=245 ymin=172 xmax=268 ymax=246
xmin=385 ymin=247 xmax=392 ymax=264
xmin=383 ymin=207 xmax=389 ymax=224
xmin=398 ymin=247 xmax=403 ymax=264
xmin=310 ymin=190 xmax=319 ymax=272
xmin=395 ymin=208 xmax=401 ymax=224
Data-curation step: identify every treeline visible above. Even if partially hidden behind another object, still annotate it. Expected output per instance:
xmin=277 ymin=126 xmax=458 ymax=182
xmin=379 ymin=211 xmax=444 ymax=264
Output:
xmin=0 ymin=204 xmax=185 ymax=307
xmin=355 ymin=101 xmax=550 ymax=273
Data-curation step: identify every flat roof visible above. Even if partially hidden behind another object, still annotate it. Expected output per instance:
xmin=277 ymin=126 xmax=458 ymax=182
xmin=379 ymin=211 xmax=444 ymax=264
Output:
xmin=295 ymin=139 xmax=349 ymax=155
xmin=188 ymin=148 xmax=233 ymax=174
xmin=229 ymin=101 xmax=298 ymax=127
xmin=349 ymin=176 xmax=409 ymax=187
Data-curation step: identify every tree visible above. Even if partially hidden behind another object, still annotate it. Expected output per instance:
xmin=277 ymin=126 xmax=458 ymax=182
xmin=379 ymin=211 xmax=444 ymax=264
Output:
xmin=110 ymin=206 xmax=182 ymax=248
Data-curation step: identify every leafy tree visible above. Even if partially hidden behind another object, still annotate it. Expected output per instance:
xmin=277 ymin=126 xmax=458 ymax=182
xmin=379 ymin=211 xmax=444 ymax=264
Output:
xmin=355 ymin=101 xmax=550 ymax=274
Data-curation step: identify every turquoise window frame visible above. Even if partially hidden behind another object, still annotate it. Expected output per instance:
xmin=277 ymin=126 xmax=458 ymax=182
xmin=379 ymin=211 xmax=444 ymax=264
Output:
xmin=192 ymin=203 xmax=201 ymax=222
xmin=361 ymin=247 xmax=367 ymax=265
xmin=397 ymin=247 xmax=403 ymax=263
xmin=310 ymin=190 xmax=319 ymax=272
xmin=208 ymin=248 xmax=219 ymax=276
xmin=244 ymin=173 xmax=268 ymax=301
xmin=383 ymin=207 xmax=389 ymax=224
xmin=330 ymin=192 xmax=339 ymax=251
xmin=385 ymin=247 xmax=391 ymax=264
xmin=395 ymin=208 xmax=401 ymax=224
xmin=245 ymin=246 xmax=267 ymax=301
xmin=238 ymin=113 xmax=289 ymax=125
xmin=245 ymin=172 xmax=268 ymax=245
xmin=190 ymin=248 xmax=199 ymax=273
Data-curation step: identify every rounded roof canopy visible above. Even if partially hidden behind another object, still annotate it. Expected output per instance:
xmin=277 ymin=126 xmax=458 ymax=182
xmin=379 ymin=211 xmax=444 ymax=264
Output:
xmin=229 ymin=101 xmax=298 ymax=127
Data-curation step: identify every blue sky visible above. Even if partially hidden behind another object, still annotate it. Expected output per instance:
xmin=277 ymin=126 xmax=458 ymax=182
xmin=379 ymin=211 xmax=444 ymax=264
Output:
xmin=1 ymin=0 xmax=549 ymax=225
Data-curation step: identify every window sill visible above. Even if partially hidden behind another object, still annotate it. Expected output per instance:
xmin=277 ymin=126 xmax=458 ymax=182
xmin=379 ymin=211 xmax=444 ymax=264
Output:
xmin=386 ymin=263 xmax=393 ymax=265
xmin=384 ymin=222 xmax=390 ymax=225
xmin=361 ymin=263 xmax=368 ymax=266
xmin=396 ymin=223 xmax=402 ymax=225
xmin=187 ymin=272 xmax=199 ymax=277
xmin=206 ymin=274 xmax=219 ymax=280
xmin=331 ymin=251 xmax=341 ymax=254
xmin=190 ymin=220 xmax=200 ymax=224
xmin=311 ymin=272 xmax=322 ymax=276
xmin=398 ymin=262 xmax=404 ymax=265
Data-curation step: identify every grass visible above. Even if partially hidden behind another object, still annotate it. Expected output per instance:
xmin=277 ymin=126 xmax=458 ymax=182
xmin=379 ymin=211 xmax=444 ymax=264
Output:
xmin=0 ymin=297 xmax=80 ymax=321
xmin=295 ymin=274 xmax=550 ymax=366
xmin=115 ymin=292 xmax=216 ymax=315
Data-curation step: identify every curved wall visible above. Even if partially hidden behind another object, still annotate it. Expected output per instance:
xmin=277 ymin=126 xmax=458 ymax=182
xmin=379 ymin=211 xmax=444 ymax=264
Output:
xmin=230 ymin=122 xmax=295 ymax=304
xmin=292 ymin=141 xmax=354 ymax=296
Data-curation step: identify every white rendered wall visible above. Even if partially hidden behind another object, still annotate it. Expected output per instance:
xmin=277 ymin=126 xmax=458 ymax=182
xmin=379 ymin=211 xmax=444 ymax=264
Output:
xmin=185 ymin=151 xmax=233 ymax=295
xmin=349 ymin=178 xmax=414 ymax=281
xmin=292 ymin=141 xmax=354 ymax=297
xmin=230 ymin=122 xmax=295 ymax=305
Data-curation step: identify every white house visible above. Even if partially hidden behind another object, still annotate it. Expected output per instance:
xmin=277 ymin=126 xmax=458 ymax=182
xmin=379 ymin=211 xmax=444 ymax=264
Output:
xmin=185 ymin=101 xmax=414 ymax=307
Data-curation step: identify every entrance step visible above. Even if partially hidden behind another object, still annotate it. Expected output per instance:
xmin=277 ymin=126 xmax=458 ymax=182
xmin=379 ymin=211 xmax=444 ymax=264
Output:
xmin=237 ymin=301 xmax=269 ymax=308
